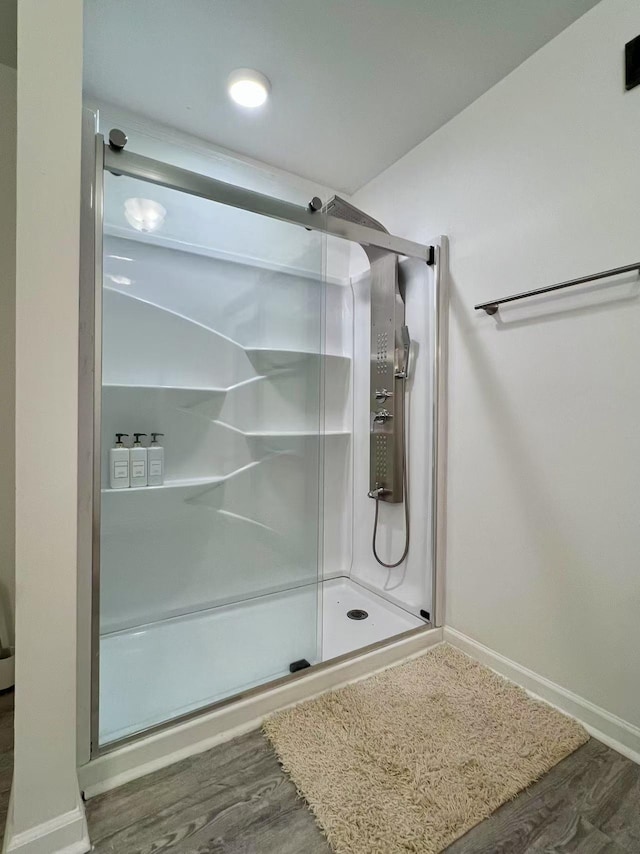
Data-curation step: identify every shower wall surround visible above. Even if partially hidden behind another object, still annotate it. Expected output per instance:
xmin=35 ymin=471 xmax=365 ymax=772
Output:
xmin=101 ymin=234 xmax=352 ymax=636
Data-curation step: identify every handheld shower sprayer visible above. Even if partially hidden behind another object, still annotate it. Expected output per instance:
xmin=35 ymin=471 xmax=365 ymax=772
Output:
xmin=399 ymin=325 xmax=413 ymax=380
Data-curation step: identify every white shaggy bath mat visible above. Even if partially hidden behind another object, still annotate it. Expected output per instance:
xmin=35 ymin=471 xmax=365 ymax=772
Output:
xmin=263 ymin=643 xmax=588 ymax=854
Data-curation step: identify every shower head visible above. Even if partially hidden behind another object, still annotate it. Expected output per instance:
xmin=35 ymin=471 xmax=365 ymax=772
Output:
xmin=322 ymin=196 xmax=389 ymax=234
xmin=322 ymin=195 xmax=393 ymax=269
xmin=400 ymin=325 xmax=413 ymax=381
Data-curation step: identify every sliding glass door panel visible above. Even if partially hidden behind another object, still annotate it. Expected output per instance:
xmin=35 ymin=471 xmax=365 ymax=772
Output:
xmin=98 ymin=171 xmax=326 ymax=745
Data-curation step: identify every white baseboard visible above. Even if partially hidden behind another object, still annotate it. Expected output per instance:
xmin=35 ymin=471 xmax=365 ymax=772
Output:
xmin=2 ymin=788 xmax=89 ymax=854
xmin=79 ymin=626 xmax=443 ymax=798
xmin=443 ymin=627 xmax=640 ymax=766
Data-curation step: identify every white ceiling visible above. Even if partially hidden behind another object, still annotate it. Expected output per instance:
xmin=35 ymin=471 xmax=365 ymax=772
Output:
xmin=83 ymin=0 xmax=600 ymax=194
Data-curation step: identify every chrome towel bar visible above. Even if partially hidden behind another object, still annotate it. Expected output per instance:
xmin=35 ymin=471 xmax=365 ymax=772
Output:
xmin=475 ymin=262 xmax=640 ymax=315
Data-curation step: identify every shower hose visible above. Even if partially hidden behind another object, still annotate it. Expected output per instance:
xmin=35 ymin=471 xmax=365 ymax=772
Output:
xmin=372 ymin=375 xmax=410 ymax=568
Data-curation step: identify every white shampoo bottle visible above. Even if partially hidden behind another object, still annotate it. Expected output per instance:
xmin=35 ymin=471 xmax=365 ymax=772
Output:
xmin=109 ymin=433 xmax=130 ymax=489
xmin=147 ymin=433 xmax=165 ymax=486
xmin=130 ymin=433 xmax=148 ymax=487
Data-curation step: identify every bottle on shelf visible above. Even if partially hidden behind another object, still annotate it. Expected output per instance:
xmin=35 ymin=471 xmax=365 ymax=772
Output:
xmin=109 ymin=433 xmax=130 ymax=489
xmin=130 ymin=433 xmax=148 ymax=487
xmin=148 ymin=433 xmax=165 ymax=486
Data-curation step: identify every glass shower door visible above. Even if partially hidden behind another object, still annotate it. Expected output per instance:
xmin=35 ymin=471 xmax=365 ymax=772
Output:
xmin=97 ymin=168 xmax=326 ymax=746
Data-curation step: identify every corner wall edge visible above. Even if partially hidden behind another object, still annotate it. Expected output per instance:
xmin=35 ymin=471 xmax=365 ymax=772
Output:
xmin=443 ymin=626 xmax=640 ymax=765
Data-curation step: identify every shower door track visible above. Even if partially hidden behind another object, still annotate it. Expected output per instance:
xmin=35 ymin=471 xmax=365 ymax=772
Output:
xmin=92 ymin=621 xmax=437 ymax=758
xmin=81 ymin=129 xmax=446 ymax=761
xmin=103 ymin=137 xmax=434 ymax=263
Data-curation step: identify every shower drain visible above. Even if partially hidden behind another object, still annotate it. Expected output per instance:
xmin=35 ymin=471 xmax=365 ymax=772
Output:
xmin=347 ymin=609 xmax=369 ymax=621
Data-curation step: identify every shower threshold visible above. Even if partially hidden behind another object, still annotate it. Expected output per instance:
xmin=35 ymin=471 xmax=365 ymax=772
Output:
xmin=98 ymin=577 xmax=423 ymax=746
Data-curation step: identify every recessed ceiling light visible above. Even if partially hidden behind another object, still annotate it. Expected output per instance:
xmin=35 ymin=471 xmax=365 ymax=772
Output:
xmin=124 ymin=198 xmax=167 ymax=233
xmin=107 ymin=274 xmax=134 ymax=286
xmin=227 ymin=68 xmax=270 ymax=108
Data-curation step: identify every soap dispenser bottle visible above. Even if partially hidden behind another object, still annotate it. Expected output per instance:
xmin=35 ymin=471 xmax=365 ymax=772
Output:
xmin=109 ymin=433 xmax=130 ymax=489
xmin=147 ymin=433 xmax=165 ymax=486
xmin=130 ymin=433 xmax=148 ymax=487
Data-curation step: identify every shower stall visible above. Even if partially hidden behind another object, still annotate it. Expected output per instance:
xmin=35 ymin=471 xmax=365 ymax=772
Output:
xmin=78 ymin=111 xmax=447 ymax=757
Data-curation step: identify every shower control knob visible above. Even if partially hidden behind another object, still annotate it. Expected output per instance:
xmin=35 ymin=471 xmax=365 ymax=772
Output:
xmin=308 ymin=196 xmax=322 ymax=212
xmin=373 ymin=409 xmax=393 ymax=423
xmin=368 ymin=486 xmax=389 ymax=499
xmin=375 ymin=389 xmax=393 ymax=402
xmin=108 ymin=128 xmax=128 ymax=152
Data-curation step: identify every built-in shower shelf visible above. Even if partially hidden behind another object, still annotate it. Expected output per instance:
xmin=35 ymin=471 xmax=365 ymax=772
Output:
xmin=212 ymin=419 xmax=350 ymax=440
xmin=101 ymin=458 xmax=286 ymax=498
xmin=104 ymin=383 xmax=227 ymax=392
xmin=101 ymin=475 xmax=225 ymax=496
xmin=103 ymin=453 xmax=289 ymax=500
xmin=103 ymin=383 xmax=227 ymax=406
xmin=245 ymin=348 xmax=350 ymax=372
xmin=244 ymin=430 xmax=350 ymax=438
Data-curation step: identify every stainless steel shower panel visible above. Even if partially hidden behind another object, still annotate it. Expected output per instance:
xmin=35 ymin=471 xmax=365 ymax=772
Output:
xmin=369 ymin=251 xmax=405 ymax=503
xmin=321 ymin=196 xmax=406 ymax=504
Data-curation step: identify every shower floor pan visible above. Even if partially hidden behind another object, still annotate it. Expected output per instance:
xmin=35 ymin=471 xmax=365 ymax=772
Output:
xmin=99 ymin=577 xmax=423 ymax=746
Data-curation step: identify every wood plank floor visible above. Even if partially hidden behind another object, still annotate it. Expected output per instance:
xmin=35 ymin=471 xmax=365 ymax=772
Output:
xmin=86 ymin=727 xmax=640 ymax=854
xmin=0 ymin=690 xmax=13 ymax=835
xmin=0 ymin=689 xmax=636 ymax=853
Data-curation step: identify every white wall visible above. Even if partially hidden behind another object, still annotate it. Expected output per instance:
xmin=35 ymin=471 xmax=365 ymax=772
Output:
xmin=353 ymin=0 xmax=640 ymax=731
xmin=6 ymin=0 xmax=89 ymax=852
xmin=0 ymin=63 xmax=16 ymax=648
